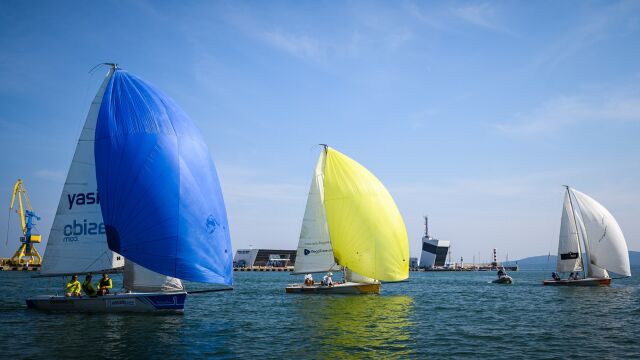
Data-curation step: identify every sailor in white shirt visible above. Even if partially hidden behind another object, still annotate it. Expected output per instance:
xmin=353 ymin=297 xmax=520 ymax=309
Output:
xmin=322 ymin=272 xmax=333 ymax=286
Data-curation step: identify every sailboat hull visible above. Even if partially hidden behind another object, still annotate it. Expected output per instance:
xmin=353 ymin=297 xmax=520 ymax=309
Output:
xmin=26 ymin=292 xmax=186 ymax=312
xmin=543 ymin=278 xmax=611 ymax=286
xmin=285 ymin=282 xmax=380 ymax=294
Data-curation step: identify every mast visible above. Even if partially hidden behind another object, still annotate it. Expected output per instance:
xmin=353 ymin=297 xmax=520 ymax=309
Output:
xmin=564 ymin=186 xmax=586 ymax=277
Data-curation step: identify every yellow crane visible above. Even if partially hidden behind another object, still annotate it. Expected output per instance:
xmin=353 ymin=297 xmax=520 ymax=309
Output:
xmin=6 ymin=179 xmax=42 ymax=266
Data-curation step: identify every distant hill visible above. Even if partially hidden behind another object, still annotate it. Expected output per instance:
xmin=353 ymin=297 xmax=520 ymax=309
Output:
xmin=503 ymin=251 xmax=640 ymax=270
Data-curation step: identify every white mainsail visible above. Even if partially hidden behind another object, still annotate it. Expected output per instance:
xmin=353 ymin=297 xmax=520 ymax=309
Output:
xmin=572 ymin=189 xmax=631 ymax=277
xmin=123 ymin=260 xmax=183 ymax=293
xmin=293 ymin=151 xmax=336 ymax=274
xmin=556 ymin=190 xmax=583 ymax=273
xmin=40 ymin=69 xmax=124 ymax=276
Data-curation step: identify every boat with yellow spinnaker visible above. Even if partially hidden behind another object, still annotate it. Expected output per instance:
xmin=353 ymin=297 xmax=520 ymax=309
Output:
xmin=286 ymin=145 xmax=409 ymax=294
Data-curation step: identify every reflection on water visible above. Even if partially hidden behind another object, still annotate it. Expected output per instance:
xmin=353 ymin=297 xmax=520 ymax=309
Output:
xmin=293 ymin=295 xmax=415 ymax=358
xmin=2 ymin=270 xmax=640 ymax=358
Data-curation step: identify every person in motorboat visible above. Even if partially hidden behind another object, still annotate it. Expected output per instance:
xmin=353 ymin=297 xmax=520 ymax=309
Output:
xmin=322 ymin=272 xmax=334 ymax=287
xmin=97 ymin=273 xmax=112 ymax=295
xmin=497 ymin=269 xmax=506 ymax=279
xmin=304 ymin=273 xmax=314 ymax=286
xmin=65 ymin=275 xmax=81 ymax=297
xmin=552 ymin=272 xmax=561 ymax=281
xmin=82 ymin=274 xmax=97 ymax=297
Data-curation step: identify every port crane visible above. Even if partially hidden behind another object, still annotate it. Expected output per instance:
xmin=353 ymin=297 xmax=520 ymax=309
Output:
xmin=5 ymin=179 xmax=42 ymax=266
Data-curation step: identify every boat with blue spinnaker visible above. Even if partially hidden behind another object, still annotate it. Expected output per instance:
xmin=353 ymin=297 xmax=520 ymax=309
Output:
xmin=27 ymin=64 xmax=233 ymax=312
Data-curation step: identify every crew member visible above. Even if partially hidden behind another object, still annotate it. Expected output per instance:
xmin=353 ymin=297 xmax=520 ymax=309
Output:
xmin=65 ymin=275 xmax=81 ymax=297
xmin=322 ymin=272 xmax=333 ymax=287
xmin=97 ymin=273 xmax=112 ymax=296
xmin=304 ymin=273 xmax=314 ymax=286
xmin=82 ymin=274 xmax=97 ymax=297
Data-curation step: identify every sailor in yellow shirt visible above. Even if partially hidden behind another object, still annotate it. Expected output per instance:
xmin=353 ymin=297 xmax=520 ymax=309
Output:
xmin=82 ymin=274 xmax=97 ymax=297
xmin=97 ymin=273 xmax=112 ymax=296
xmin=65 ymin=275 xmax=81 ymax=297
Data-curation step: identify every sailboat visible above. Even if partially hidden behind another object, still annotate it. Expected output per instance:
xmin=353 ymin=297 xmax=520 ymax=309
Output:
xmin=27 ymin=64 xmax=233 ymax=312
xmin=543 ymin=186 xmax=631 ymax=286
xmin=286 ymin=145 xmax=409 ymax=294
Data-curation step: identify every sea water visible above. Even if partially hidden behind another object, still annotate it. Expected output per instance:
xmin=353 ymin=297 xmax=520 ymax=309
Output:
xmin=1 ymin=269 xmax=638 ymax=359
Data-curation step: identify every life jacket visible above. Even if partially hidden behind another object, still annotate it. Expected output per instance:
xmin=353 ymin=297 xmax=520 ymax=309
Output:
xmin=66 ymin=280 xmax=80 ymax=294
xmin=99 ymin=277 xmax=112 ymax=288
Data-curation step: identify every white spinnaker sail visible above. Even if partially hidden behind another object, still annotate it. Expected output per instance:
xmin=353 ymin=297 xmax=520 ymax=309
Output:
xmin=123 ymin=259 xmax=183 ymax=293
xmin=572 ymin=189 xmax=631 ymax=277
xmin=293 ymin=151 xmax=336 ymax=274
xmin=557 ymin=191 xmax=583 ymax=273
xmin=574 ymin=205 xmax=610 ymax=278
xmin=40 ymin=69 xmax=124 ymax=276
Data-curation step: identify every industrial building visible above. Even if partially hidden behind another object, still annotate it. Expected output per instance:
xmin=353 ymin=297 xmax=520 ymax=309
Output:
xmin=419 ymin=217 xmax=450 ymax=269
xmin=233 ymin=249 xmax=297 ymax=268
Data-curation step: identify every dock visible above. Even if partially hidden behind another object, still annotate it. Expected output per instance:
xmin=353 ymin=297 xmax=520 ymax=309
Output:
xmin=0 ymin=264 xmax=40 ymax=271
xmin=234 ymin=266 xmax=294 ymax=272
xmin=410 ymin=265 xmax=519 ymax=272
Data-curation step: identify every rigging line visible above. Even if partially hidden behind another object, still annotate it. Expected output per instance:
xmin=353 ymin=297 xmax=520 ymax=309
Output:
xmin=566 ymin=186 xmax=587 ymax=278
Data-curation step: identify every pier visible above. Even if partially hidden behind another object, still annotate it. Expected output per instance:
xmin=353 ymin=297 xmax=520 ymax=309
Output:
xmin=0 ymin=264 xmax=40 ymax=271
xmin=234 ymin=266 xmax=294 ymax=272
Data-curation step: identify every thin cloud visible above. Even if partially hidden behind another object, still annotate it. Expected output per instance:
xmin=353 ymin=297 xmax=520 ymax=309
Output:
xmin=530 ymin=1 xmax=640 ymax=70
xmin=35 ymin=169 xmax=66 ymax=182
xmin=496 ymin=95 xmax=640 ymax=135
xmin=453 ymin=3 xmax=499 ymax=30
xmin=261 ymin=31 xmax=324 ymax=62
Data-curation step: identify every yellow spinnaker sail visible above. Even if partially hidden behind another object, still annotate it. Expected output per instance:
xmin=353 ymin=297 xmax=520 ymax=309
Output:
xmin=323 ymin=148 xmax=409 ymax=281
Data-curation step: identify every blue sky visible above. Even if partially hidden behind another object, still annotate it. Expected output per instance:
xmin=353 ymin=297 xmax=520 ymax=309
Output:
xmin=1 ymin=1 xmax=639 ymax=262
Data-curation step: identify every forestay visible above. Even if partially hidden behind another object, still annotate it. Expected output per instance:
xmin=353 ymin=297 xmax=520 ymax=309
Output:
xmin=572 ymin=189 xmax=631 ymax=277
xmin=556 ymin=191 xmax=583 ymax=273
xmin=95 ymin=69 xmax=232 ymax=286
xmin=293 ymin=150 xmax=336 ymax=274
xmin=41 ymin=68 xmax=124 ymax=276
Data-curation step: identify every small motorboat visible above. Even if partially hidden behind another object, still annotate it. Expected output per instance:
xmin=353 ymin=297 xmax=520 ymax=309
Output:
xmin=492 ymin=275 xmax=513 ymax=284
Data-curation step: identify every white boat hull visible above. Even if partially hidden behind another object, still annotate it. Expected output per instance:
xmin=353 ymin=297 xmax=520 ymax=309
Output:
xmin=543 ymin=278 xmax=611 ymax=286
xmin=285 ymin=282 xmax=380 ymax=294
xmin=26 ymin=292 xmax=187 ymax=312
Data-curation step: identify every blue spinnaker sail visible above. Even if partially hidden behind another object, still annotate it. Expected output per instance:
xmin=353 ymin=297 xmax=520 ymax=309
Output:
xmin=95 ymin=69 xmax=232 ymax=286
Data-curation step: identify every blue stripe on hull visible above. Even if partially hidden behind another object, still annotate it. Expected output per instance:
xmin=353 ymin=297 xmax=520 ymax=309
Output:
xmin=144 ymin=293 xmax=187 ymax=310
